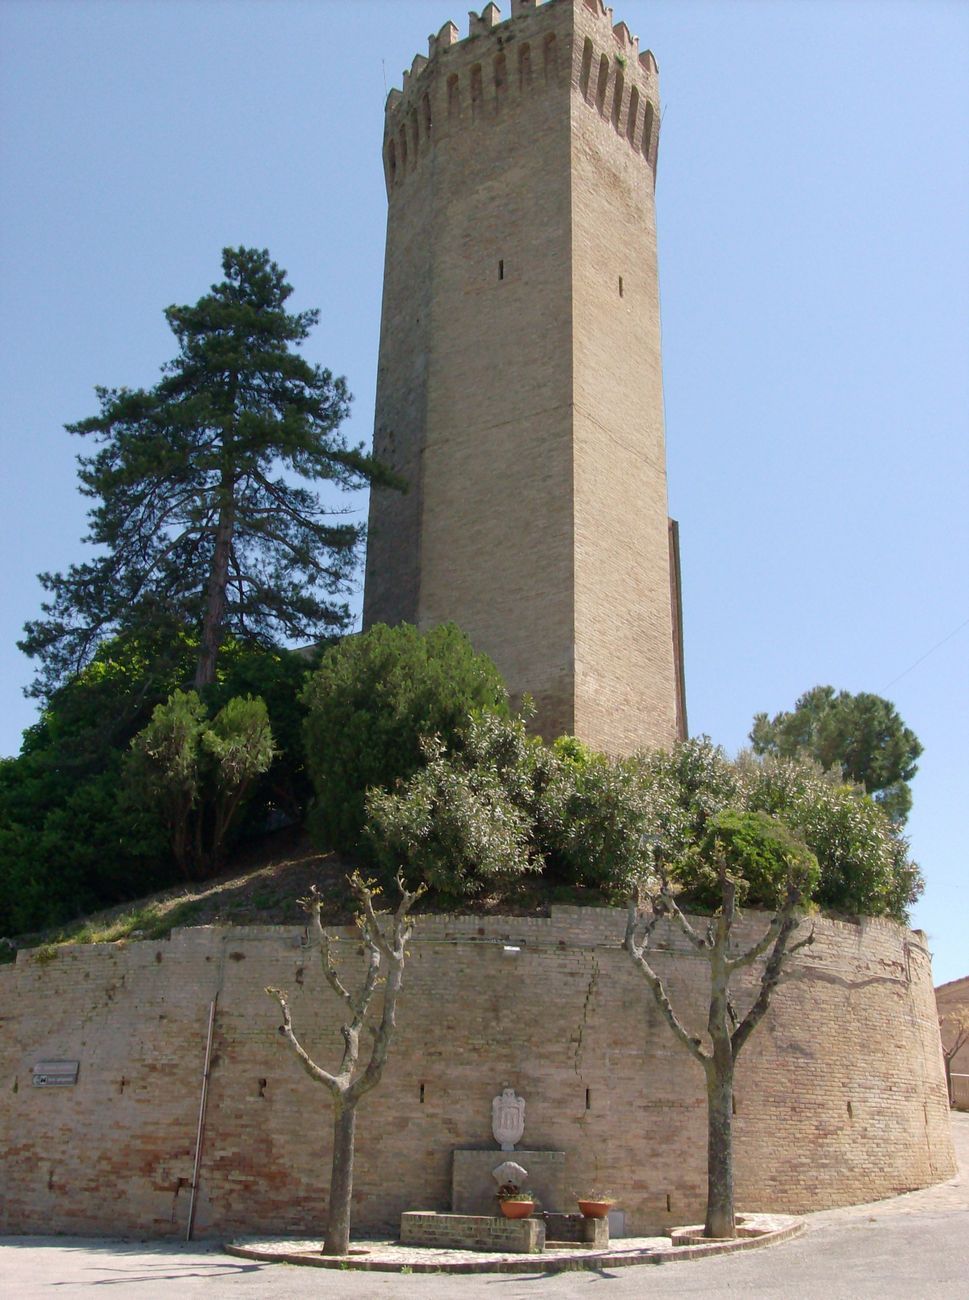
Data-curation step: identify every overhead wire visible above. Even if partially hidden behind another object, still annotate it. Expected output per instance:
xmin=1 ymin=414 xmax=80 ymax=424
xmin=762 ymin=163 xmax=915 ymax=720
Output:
xmin=882 ymin=615 xmax=969 ymax=691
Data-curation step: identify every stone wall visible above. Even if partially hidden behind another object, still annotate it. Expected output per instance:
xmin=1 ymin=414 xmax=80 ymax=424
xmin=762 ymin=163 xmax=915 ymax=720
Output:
xmin=0 ymin=908 xmax=954 ymax=1239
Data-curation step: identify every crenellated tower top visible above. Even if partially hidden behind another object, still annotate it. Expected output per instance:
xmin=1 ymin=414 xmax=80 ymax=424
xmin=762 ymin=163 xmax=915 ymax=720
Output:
xmin=383 ymin=0 xmax=661 ymax=196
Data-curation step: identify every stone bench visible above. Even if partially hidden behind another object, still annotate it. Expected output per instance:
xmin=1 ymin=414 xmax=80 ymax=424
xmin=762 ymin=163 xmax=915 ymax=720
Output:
xmin=400 ymin=1211 xmax=545 ymax=1253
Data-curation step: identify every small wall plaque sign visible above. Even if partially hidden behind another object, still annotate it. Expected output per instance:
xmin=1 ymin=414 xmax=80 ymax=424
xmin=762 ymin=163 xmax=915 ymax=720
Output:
xmin=32 ymin=1060 xmax=79 ymax=1087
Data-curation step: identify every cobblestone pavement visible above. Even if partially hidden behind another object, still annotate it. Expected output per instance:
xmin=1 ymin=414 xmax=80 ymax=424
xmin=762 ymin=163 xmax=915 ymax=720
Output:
xmin=1 ymin=1113 xmax=966 ymax=1299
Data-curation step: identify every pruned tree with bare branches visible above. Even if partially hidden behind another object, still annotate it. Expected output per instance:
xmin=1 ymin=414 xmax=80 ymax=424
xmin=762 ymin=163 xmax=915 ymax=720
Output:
xmin=267 ymin=871 xmax=424 ymax=1255
xmin=940 ymin=1008 xmax=969 ymax=1106
xmin=624 ymin=810 xmax=818 ymax=1239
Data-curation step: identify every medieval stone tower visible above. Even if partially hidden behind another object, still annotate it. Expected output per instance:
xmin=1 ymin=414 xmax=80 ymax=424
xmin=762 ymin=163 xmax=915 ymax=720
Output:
xmin=363 ymin=0 xmax=686 ymax=753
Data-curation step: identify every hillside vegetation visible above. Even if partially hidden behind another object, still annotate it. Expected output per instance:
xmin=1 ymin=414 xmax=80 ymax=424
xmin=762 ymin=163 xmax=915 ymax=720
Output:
xmin=2 ymin=622 xmax=923 ymax=950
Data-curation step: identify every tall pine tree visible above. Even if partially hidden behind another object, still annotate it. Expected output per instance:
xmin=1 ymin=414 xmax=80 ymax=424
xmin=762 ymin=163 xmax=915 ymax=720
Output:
xmin=750 ymin=685 xmax=922 ymax=824
xmin=21 ymin=247 xmax=389 ymax=696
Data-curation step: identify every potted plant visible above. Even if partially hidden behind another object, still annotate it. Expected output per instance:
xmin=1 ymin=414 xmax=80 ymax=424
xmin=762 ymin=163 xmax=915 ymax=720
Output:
xmin=577 ymin=1191 xmax=615 ymax=1219
xmin=497 ymin=1185 xmax=537 ymax=1219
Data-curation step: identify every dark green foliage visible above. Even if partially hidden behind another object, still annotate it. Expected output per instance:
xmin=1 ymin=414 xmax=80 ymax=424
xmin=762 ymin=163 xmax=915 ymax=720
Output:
xmin=0 ymin=635 xmax=308 ymax=935
xmin=674 ymin=809 xmax=820 ymax=911
xmin=0 ymin=636 xmax=185 ymax=934
xmin=750 ymin=686 xmax=922 ymax=824
xmin=0 ymin=750 xmax=169 ymax=937
xmin=20 ymin=247 xmax=390 ymax=697
xmin=633 ymin=739 xmax=743 ymax=861
xmin=208 ymin=642 xmax=320 ymax=826
xmin=548 ymin=755 xmax=653 ymax=892
xmin=302 ymin=623 xmax=508 ymax=857
xmin=125 ymin=690 xmax=274 ymax=878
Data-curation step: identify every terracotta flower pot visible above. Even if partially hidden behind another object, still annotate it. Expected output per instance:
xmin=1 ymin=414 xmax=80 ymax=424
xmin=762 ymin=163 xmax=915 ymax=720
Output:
xmin=577 ymin=1199 xmax=613 ymax=1219
xmin=500 ymin=1199 xmax=535 ymax=1219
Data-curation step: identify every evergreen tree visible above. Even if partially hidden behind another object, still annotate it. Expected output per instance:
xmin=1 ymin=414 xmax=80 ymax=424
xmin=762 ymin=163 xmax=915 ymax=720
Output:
xmin=750 ymin=686 xmax=922 ymax=823
xmin=21 ymin=247 xmax=389 ymax=697
xmin=302 ymin=622 xmax=509 ymax=858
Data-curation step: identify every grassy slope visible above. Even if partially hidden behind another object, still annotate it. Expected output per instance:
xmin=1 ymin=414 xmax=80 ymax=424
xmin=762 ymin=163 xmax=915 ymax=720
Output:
xmin=7 ymin=827 xmax=610 ymax=957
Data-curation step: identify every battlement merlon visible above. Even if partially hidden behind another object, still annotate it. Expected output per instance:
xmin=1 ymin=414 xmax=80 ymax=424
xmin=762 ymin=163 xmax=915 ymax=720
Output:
xmin=386 ymin=0 xmax=659 ymax=116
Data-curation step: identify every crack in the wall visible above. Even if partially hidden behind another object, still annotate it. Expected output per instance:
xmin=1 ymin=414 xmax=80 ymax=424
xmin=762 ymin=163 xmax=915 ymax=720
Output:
xmin=573 ymin=952 xmax=599 ymax=1075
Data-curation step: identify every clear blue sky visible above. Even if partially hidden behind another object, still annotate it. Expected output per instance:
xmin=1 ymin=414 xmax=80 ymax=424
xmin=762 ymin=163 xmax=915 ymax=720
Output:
xmin=1 ymin=1 xmax=966 ymax=983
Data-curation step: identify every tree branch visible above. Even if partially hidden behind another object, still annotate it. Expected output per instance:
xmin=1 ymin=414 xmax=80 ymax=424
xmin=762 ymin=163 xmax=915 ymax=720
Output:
xmin=303 ymin=884 xmax=381 ymax=1042
xmin=624 ymin=892 xmax=709 ymax=1065
xmin=726 ymin=913 xmax=784 ymax=974
xmin=731 ymin=911 xmax=813 ymax=1057
xmin=266 ymin=985 xmax=341 ymax=1095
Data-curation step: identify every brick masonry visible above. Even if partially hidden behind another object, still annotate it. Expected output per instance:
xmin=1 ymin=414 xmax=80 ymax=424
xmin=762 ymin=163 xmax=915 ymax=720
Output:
xmin=544 ymin=1210 xmax=609 ymax=1246
xmin=0 ymin=908 xmax=954 ymax=1239
xmin=400 ymin=1210 xmax=545 ymax=1252
xmin=362 ymin=0 xmax=681 ymax=753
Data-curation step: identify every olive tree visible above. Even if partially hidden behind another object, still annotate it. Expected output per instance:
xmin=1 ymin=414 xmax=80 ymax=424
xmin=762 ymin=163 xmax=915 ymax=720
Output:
xmin=267 ymin=873 xmax=424 ymax=1256
xmin=624 ymin=810 xmax=819 ymax=1238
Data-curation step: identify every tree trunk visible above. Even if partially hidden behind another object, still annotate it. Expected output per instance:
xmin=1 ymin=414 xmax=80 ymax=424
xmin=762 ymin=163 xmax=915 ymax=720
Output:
xmin=704 ymin=1055 xmax=736 ymax=1238
xmin=195 ymin=502 xmax=233 ymax=690
xmin=322 ymin=1099 xmax=357 ymax=1255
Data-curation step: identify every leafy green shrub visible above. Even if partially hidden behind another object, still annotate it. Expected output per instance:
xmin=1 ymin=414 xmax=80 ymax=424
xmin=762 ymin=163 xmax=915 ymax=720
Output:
xmin=125 ymin=690 xmax=274 ymax=878
xmin=302 ymin=623 xmax=508 ymax=856
xmin=548 ymin=755 xmax=651 ymax=892
xmin=674 ymin=809 xmax=820 ymax=911
xmin=363 ymin=726 xmax=919 ymax=921
xmin=739 ymin=754 xmax=922 ymax=917
xmin=365 ymin=712 xmax=545 ymax=898
xmin=634 ymin=738 xmax=743 ymax=853
xmin=0 ymin=634 xmax=314 ymax=936
xmin=0 ymin=747 xmax=169 ymax=937
xmin=208 ymin=642 xmax=318 ymax=826
xmin=548 ymin=738 xmax=741 ymax=896
xmin=551 ymin=735 xmax=600 ymax=770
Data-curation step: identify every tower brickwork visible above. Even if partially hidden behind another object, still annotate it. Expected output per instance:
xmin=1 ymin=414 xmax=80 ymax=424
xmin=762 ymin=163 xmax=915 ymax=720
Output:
xmin=363 ymin=0 xmax=686 ymax=752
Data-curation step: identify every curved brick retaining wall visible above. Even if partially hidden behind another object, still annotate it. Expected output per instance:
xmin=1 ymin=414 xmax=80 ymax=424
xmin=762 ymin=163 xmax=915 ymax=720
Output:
xmin=0 ymin=908 xmax=954 ymax=1237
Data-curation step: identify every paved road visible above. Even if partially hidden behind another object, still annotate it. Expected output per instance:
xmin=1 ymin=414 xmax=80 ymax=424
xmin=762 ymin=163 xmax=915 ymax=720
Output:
xmin=3 ymin=1114 xmax=967 ymax=1299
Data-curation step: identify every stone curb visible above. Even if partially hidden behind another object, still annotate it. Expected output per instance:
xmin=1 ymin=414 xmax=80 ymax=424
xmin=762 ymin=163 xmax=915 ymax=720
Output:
xmin=225 ymin=1217 xmax=805 ymax=1274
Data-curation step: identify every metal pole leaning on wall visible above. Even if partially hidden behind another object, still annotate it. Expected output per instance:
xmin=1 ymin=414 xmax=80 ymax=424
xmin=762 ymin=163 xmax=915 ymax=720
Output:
xmin=186 ymin=996 xmax=218 ymax=1242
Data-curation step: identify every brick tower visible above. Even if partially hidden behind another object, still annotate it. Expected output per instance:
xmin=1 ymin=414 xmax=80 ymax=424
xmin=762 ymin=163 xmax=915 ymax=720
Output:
xmin=363 ymin=0 xmax=686 ymax=753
